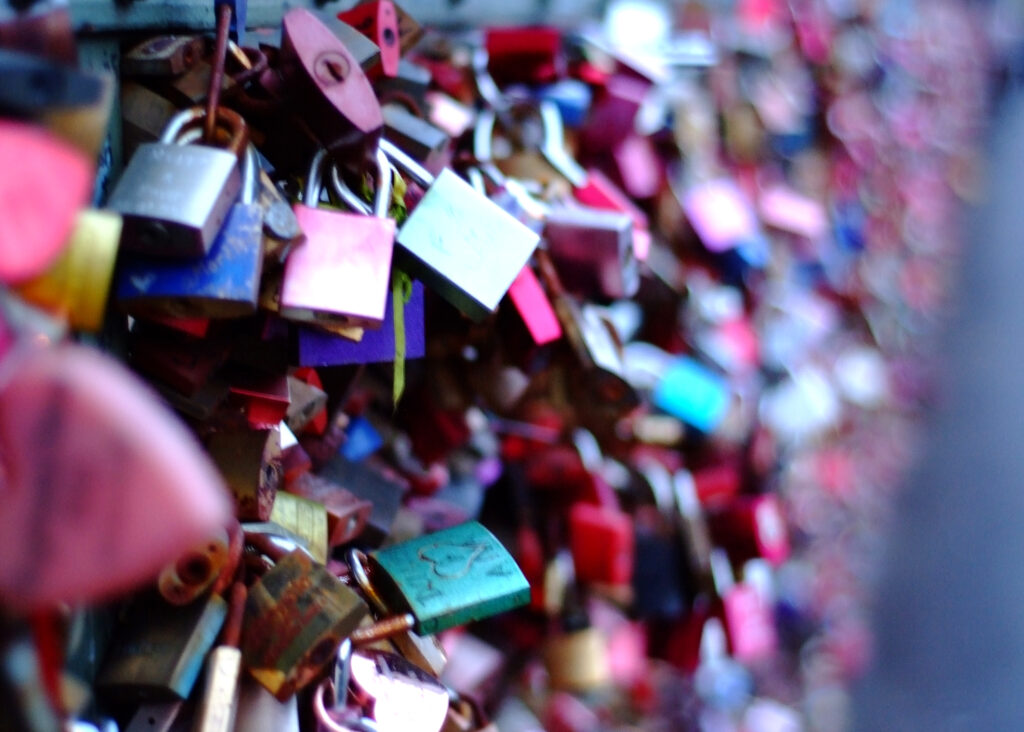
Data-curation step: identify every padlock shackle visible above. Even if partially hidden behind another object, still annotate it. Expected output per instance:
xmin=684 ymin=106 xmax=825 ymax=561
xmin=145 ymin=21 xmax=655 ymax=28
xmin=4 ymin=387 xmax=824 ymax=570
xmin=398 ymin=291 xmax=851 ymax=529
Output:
xmin=305 ymin=149 xmax=327 ymax=206
xmin=313 ymin=679 xmax=380 ymax=732
xmin=161 ymin=105 xmax=249 ymax=159
xmin=378 ymin=138 xmax=433 ymax=189
xmin=475 ymin=101 xmax=587 ymax=187
xmin=328 ymin=148 xmax=394 ymax=219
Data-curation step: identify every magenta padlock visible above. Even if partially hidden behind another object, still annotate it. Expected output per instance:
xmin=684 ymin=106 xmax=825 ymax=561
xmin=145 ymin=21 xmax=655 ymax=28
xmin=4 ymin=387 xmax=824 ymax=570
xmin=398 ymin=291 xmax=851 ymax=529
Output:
xmin=578 ymin=74 xmax=649 ymax=155
xmin=280 ymin=147 xmax=395 ymax=330
xmin=610 ymin=133 xmax=662 ymax=200
xmin=543 ymin=204 xmax=638 ymax=300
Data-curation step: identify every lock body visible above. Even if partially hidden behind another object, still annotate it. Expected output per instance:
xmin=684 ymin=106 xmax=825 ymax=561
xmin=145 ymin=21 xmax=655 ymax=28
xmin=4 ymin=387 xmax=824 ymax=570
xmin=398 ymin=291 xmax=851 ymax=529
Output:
xmin=544 ymin=206 xmax=637 ymax=300
xmin=394 ymin=170 xmax=539 ymax=321
xmin=108 ymin=142 xmax=241 ymax=258
xmin=241 ymin=550 xmax=369 ymax=700
xmin=15 ymin=209 xmax=121 ymax=331
xmin=96 ymin=591 xmax=227 ymax=701
xmin=116 ymin=201 xmax=263 ymax=319
xmin=367 ymin=521 xmax=530 ymax=635
xmin=281 ymin=205 xmax=395 ymax=329
xmin=206 ymin=427 xmax=282 ymax=521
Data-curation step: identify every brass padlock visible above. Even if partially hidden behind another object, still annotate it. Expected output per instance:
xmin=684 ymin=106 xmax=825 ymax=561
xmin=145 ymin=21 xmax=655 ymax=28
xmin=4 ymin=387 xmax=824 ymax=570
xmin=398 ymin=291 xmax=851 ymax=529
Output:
xmin=107 ymin=106 xmax=245 ymax=258
xmin=206 ymin=427 xmax=282 ymax=521
xmin=240 ymin=549 xmax=369 ymax=700
xmin=14 ymin=209 xmax=122 ymax=332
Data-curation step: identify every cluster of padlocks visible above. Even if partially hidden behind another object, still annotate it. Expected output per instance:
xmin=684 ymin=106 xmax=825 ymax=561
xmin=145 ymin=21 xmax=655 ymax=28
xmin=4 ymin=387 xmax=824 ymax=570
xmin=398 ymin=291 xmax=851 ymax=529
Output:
xmin=0 ymin=0 xmax=992 ymax=729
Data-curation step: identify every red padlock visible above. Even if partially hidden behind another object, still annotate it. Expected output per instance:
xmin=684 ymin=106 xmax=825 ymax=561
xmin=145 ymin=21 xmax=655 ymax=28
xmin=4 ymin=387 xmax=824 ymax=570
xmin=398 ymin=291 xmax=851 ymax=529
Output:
xmin=337 ymin=0 xmax=401 ymax=77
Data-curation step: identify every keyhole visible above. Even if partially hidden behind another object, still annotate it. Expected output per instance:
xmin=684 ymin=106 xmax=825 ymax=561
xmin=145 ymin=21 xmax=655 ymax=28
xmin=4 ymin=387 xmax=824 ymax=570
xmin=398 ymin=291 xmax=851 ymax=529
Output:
xmin=315 ymin=52 xmax=350 ymax=85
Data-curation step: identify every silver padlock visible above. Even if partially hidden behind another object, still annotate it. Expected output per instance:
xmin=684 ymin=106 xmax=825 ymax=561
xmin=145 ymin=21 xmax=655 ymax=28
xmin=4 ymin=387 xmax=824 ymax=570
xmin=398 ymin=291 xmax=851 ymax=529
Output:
xmin=379 ymin=138 xmax=540 ymax=322
xmin=107 ymin=106 xmax=245 ymax=259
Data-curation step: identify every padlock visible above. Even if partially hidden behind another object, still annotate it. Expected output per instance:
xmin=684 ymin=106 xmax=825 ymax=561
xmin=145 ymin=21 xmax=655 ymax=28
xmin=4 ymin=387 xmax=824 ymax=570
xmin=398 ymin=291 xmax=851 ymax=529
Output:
xmin=122 ymin=35 xmax=204 ymax=77
xmin=240 ymin=548 xmax=369 ymax=700
xmin=382 ymin=103 xmax=450 ymax=170
xmin=285 ymin=373 xmax=329 ymax=432
xmin=122 ymin=82 xmax=180 ymax=157
xmin=485 ymin=26 xmax=562 ymax=86
xmin=107 ymin=106 xmax=245 ymax=258
xmin=95 ymin=590 xmax=228 ymax=701
xmin=258 ymin=169 xmax=305 ymax=264
xmin=128 ymin=321 xmax=229 ymax=397
xmin=348 ymin=648 xmax=450 ymax=732
xmin=707 ymin=493 xmax=790 ymax=566
xmin=192 ymin=582 xmax=247 ymax=732
xmin=280 ymin=8 xmax=384 ymax=159
xmin=0 ymin=342 xmax=232 ymax=611
xmin=228 ymin=369 xmax=292 ymax=429
xmin=542 ymin=602 xmax=611 ymax=693
xmin=14 ymin=209 xmax=121 ymax=332
xmin=681 ymin=177 xmax=762 ymax=255
xmin=652 ymin=355 xmax=731 ymax=434
xmin=280 ymin=147 xmax=395 ymax=329
xmin=337 ymin=0 xmax=400 ymax=77
xmin=354 ymin=521 xmax=529 ymax=637
xmin=609 ymin=133 xmax=662 ymax=201
xmin=543 ymin=204 xmax=638 ymax=300
xmin=710 ymin=551 xmax=777 ymax=665
xmin=375 ymin=58 xmax=432 ymax=116
xmin=270 ymin=489 xmax=329 ymax=563
xmin=568 ymin=499 xmax=633 ymax=587
xmin=116 ymin=139 xmax=264 ymax=319
xmin=317 ymin=456 xmax=406 ymax=547
xmin=287 ymin=472 xmax=373 ymax=549
xmin=205 ymin=427 xmax=282 ymax=521
xmin=693 ymin=616 xmax=753 ymax=711
xmin=347 ymin=548 xmax=448 ymax=677
xmin=380 ymin=139 xmax=540 ymax=321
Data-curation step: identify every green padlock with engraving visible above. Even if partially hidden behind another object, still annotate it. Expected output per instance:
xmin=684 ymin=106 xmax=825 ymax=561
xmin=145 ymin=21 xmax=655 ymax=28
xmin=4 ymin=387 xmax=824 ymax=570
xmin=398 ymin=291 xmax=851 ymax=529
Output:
xmin=366 ymin=521 xmax=530 ymax=636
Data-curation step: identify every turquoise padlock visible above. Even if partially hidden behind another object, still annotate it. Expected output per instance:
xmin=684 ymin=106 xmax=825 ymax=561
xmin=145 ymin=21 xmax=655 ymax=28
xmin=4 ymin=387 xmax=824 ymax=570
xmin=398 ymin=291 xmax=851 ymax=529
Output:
xmin=365 ymin=521 xmax=529 ymax=635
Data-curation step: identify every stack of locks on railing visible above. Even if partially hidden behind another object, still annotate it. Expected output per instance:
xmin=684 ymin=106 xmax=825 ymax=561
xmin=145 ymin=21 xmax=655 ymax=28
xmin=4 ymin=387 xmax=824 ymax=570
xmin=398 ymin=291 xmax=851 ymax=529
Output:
xmin=0 ymin=0 xmax=991 ymax=729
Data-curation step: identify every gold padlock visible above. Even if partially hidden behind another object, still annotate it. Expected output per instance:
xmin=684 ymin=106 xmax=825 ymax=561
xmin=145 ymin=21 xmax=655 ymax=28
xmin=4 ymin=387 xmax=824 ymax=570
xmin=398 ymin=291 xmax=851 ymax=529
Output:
xmin=15 ymin=209 xmax=121 ymax=332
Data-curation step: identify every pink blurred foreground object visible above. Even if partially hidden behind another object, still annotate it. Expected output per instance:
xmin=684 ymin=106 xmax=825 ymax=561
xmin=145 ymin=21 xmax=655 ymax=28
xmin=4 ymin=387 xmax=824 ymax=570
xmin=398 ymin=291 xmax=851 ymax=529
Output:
xmin=0 ymin=121 xmax=93 ymax=284
xmin=0 ymin=344 xmax=232 ymax=610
